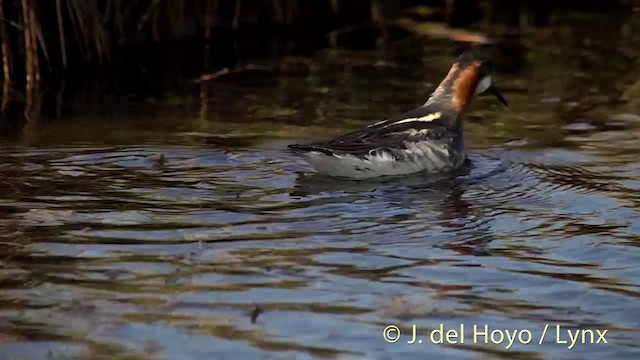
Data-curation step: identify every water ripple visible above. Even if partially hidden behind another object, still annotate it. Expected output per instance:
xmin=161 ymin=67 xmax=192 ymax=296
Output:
xmin=1 ymin=143 xmax=640 ymax=359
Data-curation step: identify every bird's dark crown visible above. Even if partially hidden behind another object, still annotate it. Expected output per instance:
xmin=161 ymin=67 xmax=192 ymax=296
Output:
xmin=455 ymin=51 xmax=494 ymax=77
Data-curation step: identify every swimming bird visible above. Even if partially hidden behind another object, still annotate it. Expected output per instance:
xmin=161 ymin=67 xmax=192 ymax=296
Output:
xmin=287 ymin=51 xmax=508 ymax=179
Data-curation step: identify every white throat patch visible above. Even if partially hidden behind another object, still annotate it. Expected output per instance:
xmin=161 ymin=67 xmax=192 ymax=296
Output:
xmin=474 ymin=76 xmax=492 ymax=95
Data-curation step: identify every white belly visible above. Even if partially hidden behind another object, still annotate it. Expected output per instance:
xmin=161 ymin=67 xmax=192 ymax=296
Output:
xmin=297 ymin=141 xmax=465 ymax=179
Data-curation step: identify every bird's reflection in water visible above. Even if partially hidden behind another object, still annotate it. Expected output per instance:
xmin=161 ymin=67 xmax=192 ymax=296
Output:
xmin=291 ymin=155 xmax=507 ymax=256
xmin=290 ymin=165 xmax=469 ymax=197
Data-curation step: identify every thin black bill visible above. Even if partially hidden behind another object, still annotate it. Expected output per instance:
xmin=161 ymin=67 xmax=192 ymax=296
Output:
xmin=488 ymin=86 xmax=508 ymax=106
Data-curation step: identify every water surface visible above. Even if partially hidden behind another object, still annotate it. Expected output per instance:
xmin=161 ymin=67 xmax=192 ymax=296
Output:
xmin=2 ymin=10 xmax=640 ymax=360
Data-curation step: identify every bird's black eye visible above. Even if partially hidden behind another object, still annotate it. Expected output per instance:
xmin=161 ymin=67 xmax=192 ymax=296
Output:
xmin=477 ymin=63 xmax=492 ymax=77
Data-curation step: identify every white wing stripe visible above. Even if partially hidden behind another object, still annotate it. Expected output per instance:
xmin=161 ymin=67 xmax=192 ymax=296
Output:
xmin=384 ymin=111 xmax=442 ymax=127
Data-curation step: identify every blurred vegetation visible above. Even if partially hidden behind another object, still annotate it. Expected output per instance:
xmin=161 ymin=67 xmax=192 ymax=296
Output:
xmin=0 ymin=0 xmax=639 ymax=127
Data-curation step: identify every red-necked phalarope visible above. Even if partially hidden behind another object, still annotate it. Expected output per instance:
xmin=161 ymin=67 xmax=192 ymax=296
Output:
xmin=288 ymin=51 xmax=508 ymax=179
